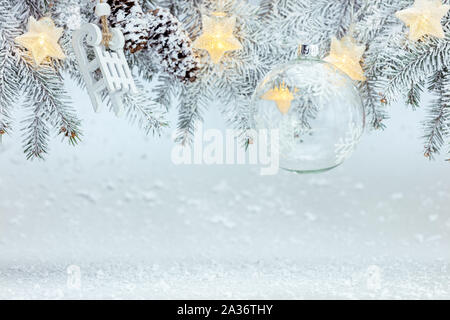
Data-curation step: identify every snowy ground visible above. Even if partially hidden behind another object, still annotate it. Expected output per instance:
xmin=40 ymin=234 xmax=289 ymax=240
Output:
xmin=0 ymin=80 xmax=449 ymax=299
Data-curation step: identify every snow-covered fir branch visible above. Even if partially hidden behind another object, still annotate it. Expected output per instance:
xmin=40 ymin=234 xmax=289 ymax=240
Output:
xmin=423 ymin=68 xmax=450 ymax=159
xmin=0 ymin=0 xmax=81 ymax=159
xmin=0 ymin=0 xmax=166 ymax=159
xmin=152 ymin=0 xmax=281 ymax=145
xmin=265 ymin=0 xmax=450 ymax=158
xmin=1 ymin=0 xmax=450 ymax=160
xmin=0 ymin=1 xmax=22 ymax=135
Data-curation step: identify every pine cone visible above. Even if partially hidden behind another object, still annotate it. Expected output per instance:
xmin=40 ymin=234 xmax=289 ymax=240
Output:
xmin=107 ymin=0 xmax=149 ymax=53
xmin=147 ymin=8 xmax=199 ymax=83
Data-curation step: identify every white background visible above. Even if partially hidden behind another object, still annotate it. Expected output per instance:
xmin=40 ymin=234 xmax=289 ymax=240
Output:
xmin=0 ymin=78 xmax=449 ymax=299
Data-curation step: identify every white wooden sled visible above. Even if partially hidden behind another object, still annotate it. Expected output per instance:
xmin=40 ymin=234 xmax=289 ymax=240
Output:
xmin=72 ymin=23 xmax=137 ymax=116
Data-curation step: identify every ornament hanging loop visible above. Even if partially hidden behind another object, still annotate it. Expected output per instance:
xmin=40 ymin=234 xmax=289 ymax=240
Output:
xmin=297 ymin=44 xmax=319 ymax=59
xmin=95 ymin=0 xmax=113 ymax=47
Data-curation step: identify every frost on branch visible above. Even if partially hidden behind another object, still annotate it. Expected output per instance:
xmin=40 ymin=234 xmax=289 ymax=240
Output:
xmin=0 ymin=0 xmax=168 ymax=159
xmin=2 ymin=0 xmax=450 ymax=160
xmin=423 ymin=69 xmax=450 ymax=159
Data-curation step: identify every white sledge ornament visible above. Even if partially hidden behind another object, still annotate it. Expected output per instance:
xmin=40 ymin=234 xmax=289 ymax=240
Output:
xmin=72 ymin=23 xmax=137 ymax=116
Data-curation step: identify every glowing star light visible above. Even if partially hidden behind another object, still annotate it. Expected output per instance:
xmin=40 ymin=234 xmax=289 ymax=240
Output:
xmin=324 ymin=35 xmax=366 ymax=81
xmin=193 ymin=12 xmax=242 ymax=64
xmin=15 ymin=17 xmax=65 ymax=66
xmin=262 ymin=82 xmax=297 ymax=115
xmin=395 ymin=0 xmax=450 ymax=41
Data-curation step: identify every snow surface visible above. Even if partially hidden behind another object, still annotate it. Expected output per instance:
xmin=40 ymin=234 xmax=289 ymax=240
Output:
xmin=0 ymin=79 xmax=449 ymax=299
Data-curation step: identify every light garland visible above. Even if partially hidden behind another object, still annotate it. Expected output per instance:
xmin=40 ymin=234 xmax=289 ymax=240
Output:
xmin=15 ymin=16 xmax=65 ymax=66
xmin=193 ymin=12 xmax=242 ymax=64
xmin=395 ymin=0 xmax=450 ymax=41
xmin=261 ymin=82 xmax=297 ymax=115
xmin=324 ymin=35 xmax=366 ymax=81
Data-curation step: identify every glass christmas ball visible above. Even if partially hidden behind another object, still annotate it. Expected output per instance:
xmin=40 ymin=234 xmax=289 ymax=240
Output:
xmin=252 ymin=46 xmax=365 ymax=173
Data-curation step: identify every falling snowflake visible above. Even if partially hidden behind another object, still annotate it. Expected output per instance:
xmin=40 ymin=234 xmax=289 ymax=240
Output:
xmin=334 ymin=122 xmax=363 ymax=164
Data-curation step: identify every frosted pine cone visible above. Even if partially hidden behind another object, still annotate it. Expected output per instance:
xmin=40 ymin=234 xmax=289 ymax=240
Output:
xmin=147 ymin=8 xmax=199 ymax=83
xmin=107 ymin=0 xmax=149 ymax=53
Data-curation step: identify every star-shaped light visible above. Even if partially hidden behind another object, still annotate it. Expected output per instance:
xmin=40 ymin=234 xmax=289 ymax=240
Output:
xmin=261 ymin=82 xmax=297 ymax=115
xmin=396 ymin=0 xmax=450 ymax=41
xmin=324 ymin=35 xmax=366 ymax=81
xmin=193 ymin=12 xmax=242 ymax=64
xmin=15 ymin=17 xmax=65 ymax=66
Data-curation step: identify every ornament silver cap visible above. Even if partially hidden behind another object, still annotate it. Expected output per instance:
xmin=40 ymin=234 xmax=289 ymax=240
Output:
xmin=298 ymin=44 xmax=319 ymax=58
